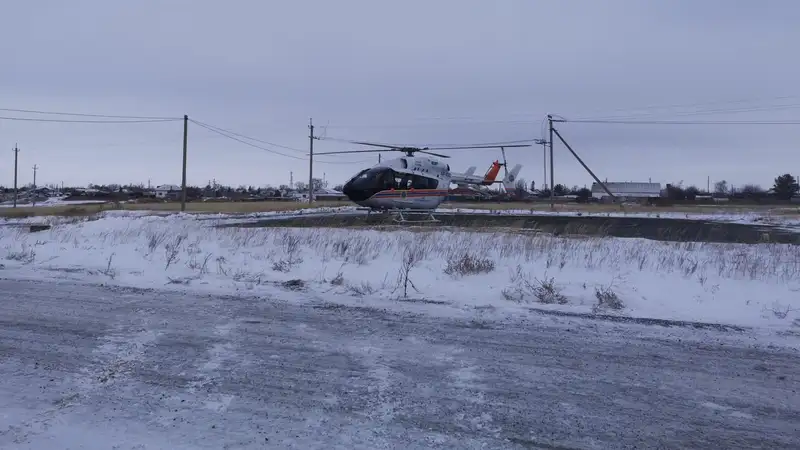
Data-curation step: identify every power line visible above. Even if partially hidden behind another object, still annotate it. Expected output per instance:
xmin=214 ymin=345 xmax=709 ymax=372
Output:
xmin=190 ymin=119 xmax=307 ymax=152
xmin=189 ymin=119 xmax=371 ymax=164
xmin=0 ymin=115 xmax=180 ymax=123
xmin=318 ymin=135 xmax=538 ymax=148
xmin=570 ymin=102 xmax=800 ymax=122
xmin=0 ymin=107 xmax=180 ymax=120
xmin=322 ymin=119 xmax=537 ymax=129
xmin=296 ymin=95 xmax=800 ymax=129
xmin=557 ymin=118 xmax=800 ymax=125
xmin=564 ymin=94 xmax=800 ymax=121
xmin=190 ymin=120 xmax=307 ymax=160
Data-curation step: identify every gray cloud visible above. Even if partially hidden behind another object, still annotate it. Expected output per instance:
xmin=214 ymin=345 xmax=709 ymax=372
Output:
xmin=2 ymin=0 xmax=799 ymax=189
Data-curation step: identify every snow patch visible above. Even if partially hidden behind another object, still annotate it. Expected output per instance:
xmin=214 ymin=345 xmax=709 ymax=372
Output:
xmin=0 ymin=212 xmax=798 ymax=334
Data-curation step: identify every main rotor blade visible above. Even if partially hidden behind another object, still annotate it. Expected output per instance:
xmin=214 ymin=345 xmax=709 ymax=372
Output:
xmin=418 ymin=150 xmax=450 ymax=158
xmin=349 ymin=140 xmax=404 ymax=150
xmin=314 ymin=148 xmax=391 ymax=155
xmin=423 ymin=143 xmax=532 ymax=150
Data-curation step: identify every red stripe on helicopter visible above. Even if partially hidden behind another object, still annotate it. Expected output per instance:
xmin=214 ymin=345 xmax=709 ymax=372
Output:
xmin=372 ymin=189 xmax=451 ymax=198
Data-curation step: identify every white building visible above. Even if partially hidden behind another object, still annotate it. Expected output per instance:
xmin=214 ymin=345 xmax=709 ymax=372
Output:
xmin=288 ymin=187 xmax=346 ymax=201
xmin=154 ymin=184 xmax=181 ymax=199
xmin=591 ymin=182 xmax=662 ymax=202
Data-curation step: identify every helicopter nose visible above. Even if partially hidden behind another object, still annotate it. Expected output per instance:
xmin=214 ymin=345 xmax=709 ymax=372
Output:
xmin=341 ymin=180 xmax=356 ymax=200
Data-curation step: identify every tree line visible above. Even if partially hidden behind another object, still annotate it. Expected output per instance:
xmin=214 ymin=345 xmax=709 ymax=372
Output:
xmin=665 ymin=173 xmax=799 ymax=201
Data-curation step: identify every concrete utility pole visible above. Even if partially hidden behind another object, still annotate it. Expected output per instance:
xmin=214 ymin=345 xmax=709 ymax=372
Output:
xmin=13 ymin=145 xmax=20 ymax=208
xmin=547 ymin=115 xmax=555 ymax=209
xmin=31 ymin=164 xmax=39 ymax=206
xmin=534 ymin=139 xmax=548 ymax=190
xmin=180 ymin=114 xmax=189 ymax=212
xmin=308 ymin=118 xmax=314 ymax=204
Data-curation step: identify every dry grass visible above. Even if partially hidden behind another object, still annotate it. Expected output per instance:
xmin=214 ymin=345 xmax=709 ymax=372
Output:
xmin=2 ymin=197 xmax=798 ymax=219
xmin=0 ymin=200 xmax=351 ymax=218
xmin=4 ymin=218 xmax=799 ymax=317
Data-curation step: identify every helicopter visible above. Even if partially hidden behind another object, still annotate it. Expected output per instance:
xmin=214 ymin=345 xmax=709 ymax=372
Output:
xmin=315 ymin=140 xmax=528 ymax=213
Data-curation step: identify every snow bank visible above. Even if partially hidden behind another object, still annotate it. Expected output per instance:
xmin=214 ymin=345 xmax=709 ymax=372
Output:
xmin=1 ymin=213 xmax=799 ymax=332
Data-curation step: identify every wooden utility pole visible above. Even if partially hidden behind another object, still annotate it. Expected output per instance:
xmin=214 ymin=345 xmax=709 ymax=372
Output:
xmin=548 ymin=115 xmax=555 ymax=209
xmin=13 ymin=145 xmax=19 ymax=208
xmin=308 ymin=118 xmax=314 ymax=204
xmin=181 ymin=114 xmax=188 ymax=212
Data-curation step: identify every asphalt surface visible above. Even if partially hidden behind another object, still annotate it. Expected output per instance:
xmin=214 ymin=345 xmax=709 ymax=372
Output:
xmin=0 ymin=279 xmax=798 ymax=449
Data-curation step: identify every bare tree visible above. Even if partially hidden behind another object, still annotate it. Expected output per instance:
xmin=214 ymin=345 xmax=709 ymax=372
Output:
xmin=713 ymin=180 xmax=728 ymax=195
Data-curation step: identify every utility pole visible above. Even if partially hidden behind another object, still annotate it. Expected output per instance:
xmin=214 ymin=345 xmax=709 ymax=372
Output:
xmin=534 ymin=139 xmax=548 ymax=191
xmin=308 ymin=118 xmax=314 ymax=204
xmin=13 ymin=145 xmax=19 ymax=208
xmin=181 ymin=114 xmax=188 ymax=212
xmin=31 ymin=164 xmax=39 ymax=206
xmin=378 ymin=153 xmax=381 ymax=164
xmin=290 ymin=171 xmax=293 ymax=189
xmin=549 ymin=121 xmax=615 ymax=201
xmin=547 ymin=115 xmax=555 ymax=209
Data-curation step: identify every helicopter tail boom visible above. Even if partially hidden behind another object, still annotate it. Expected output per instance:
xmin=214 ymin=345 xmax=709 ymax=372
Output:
xmin=451 ymin=160 xmax=522 ymax=187
xmin=451 ymin=160 xmax=505 ymax=186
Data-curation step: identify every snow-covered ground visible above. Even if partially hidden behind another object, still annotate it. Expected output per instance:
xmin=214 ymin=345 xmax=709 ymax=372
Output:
xmin=0 ymin=196 xmax=107 ymax=208
xmin=4 ymin=279 xmax=798 ymax=448
xmin=1 ymin=210 xmax=799 ymax=333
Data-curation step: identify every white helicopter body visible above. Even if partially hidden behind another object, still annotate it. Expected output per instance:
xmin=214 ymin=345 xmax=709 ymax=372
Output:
xmin=341 ymin=154 xmax=522 ymax=210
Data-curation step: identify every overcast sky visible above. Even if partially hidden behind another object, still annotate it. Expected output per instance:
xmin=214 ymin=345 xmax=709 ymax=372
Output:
xmin=2 ymin=0 xmax=799 ymax=190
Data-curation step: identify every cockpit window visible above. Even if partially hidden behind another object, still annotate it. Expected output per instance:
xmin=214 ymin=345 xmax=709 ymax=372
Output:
xmin=345 ymin=167 xmax=438 ymax=192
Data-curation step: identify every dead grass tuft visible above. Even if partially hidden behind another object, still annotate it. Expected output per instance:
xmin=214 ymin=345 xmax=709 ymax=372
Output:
xmin=444 ymin=252 xmax=495 ymax=277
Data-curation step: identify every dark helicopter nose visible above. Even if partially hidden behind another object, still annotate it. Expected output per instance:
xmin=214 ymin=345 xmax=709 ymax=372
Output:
xmin=341 ymin=178 xmax=373 ymax=202
xmin=342 ymin=180 xmax=354 ymax=197
xmin=342 ymin=180 xmax=358 ymax=201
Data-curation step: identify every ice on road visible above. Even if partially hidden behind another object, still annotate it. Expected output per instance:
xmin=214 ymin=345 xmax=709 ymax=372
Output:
xmin=0 ymin=279 xmax=798 ymax=449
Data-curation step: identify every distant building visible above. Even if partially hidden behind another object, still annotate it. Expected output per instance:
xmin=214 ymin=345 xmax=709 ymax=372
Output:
xmin=591 ymin=182 xmax=662 ymax=202
xmin=155 ymin=184 xmax=181 ymax=199
xmin=314 ymin=187 xmax=347 ymax=200
xmin=288 ymin=188 xmax=347 ymax=201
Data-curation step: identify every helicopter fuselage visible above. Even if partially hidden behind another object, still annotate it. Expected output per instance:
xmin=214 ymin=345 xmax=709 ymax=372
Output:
xmin=341 ymin=156 xmax=452 ymax=210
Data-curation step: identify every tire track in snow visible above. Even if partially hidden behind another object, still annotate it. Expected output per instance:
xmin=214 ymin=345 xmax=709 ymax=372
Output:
xmin=185 ymin=322 xmax=240 ymax=413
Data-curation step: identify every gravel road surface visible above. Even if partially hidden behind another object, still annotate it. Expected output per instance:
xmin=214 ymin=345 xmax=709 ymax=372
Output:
xmin=0 ymin=279 xmax=798 ymax=449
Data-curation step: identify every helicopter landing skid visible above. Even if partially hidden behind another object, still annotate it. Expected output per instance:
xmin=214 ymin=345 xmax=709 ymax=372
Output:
xmin=361 ymin=208 xmax=440 ymax=223
xmin=390 ymin=209 xmax=439 ymax=224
